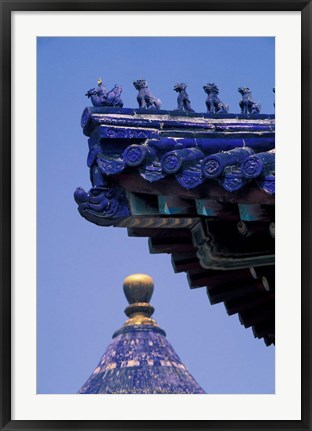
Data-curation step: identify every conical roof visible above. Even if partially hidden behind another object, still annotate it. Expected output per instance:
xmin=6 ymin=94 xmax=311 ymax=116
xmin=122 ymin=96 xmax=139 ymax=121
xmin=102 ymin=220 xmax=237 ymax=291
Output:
xmin=79 ymin=274 xmax=205 ymax=394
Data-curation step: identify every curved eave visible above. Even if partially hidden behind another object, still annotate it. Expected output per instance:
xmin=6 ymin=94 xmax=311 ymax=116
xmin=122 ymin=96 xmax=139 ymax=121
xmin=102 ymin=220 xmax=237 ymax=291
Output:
xmin=75 ymin=108 xmax=275 ymax=346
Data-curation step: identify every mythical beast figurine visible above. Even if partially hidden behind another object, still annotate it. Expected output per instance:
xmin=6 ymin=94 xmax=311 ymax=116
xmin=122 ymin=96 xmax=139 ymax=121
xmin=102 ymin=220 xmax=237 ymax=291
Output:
xmin=173 ymin=83 xmax=195 ymax=112
xmin=238 ymin=87 xmax=261 ymax=114
xmin=85 ymin=78 xmax=123 ymax=108
xmin=203 ymin=83 xmax=229 ymax=114
xmin=133 ymin=79 xmax=161 ymax=109
xmin=74 ymin=185 xmax=130 ymax=226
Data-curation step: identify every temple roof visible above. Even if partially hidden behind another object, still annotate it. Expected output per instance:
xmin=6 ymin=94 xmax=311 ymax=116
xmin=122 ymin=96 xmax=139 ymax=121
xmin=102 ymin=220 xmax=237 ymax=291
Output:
xmin=79 ymin=274 xmax=205 ymax=394
xmin=75 ymin=107 xmax=275 ymax=346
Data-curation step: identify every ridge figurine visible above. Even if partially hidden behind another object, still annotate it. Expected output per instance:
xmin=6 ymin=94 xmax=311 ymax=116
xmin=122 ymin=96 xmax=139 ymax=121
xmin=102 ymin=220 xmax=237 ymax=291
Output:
xmin=238 ymin=86 xmax=261 ymax=114
xmin=173 ymin=83 xmax=195 ymax=112
xmin=133 ymin=79 xmax=161 ymax=109
xmin=85 ymin=77 xmax=123 ymax=108
xmin=203 ymin=83 xmax=229 ymax=113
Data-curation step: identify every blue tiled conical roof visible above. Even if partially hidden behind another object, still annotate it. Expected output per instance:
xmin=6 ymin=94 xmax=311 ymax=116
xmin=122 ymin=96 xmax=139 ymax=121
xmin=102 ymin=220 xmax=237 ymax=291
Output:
xmin=79 ymin=274 xmax=205 ymax=394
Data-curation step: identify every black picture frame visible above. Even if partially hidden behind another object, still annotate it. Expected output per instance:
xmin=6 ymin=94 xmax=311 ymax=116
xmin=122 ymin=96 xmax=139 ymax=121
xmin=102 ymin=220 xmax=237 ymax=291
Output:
xmin=1 ymin=1 xmax=311 ymax=430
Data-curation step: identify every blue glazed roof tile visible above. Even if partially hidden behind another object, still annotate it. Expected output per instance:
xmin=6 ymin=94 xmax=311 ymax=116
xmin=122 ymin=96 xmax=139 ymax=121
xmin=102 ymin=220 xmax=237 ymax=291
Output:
xmin=79 ymin=274 xmax=205 ymax=394
xmin=81 ymin=108 xmax=275 ymax=194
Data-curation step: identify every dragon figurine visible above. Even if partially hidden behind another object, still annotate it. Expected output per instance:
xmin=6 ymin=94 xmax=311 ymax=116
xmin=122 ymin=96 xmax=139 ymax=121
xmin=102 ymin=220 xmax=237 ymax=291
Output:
xmin=74 ymin=185 xmax=130 ymax=226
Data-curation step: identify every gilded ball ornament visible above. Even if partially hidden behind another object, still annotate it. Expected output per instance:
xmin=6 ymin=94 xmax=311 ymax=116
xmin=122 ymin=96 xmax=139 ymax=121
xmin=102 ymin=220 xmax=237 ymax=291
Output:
xmin=123 ymin=274 xmax=154 ymax=304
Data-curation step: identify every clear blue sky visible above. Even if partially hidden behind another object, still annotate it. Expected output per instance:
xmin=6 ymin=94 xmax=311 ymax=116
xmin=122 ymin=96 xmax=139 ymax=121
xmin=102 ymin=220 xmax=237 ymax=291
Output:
xmin=37 ymin=37 xmax=275 ymax=394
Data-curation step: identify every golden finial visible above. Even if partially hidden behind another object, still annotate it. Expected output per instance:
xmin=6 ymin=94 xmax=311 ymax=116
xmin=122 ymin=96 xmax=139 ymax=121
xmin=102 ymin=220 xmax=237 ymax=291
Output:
xmin=122 ymin=274 xmax=158 ymax=327
xmin=97 ymin=77 xmax=102 ymax=85
xmin=123 ymin=274 xmax=154 ymax=303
